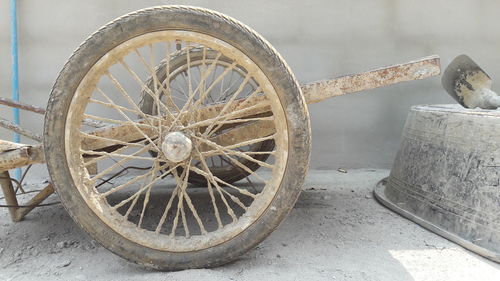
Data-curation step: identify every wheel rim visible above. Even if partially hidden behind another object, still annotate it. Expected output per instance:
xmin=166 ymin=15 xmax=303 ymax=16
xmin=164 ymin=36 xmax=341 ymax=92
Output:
xmin=64 ymin=30 xmax=289 ymax=252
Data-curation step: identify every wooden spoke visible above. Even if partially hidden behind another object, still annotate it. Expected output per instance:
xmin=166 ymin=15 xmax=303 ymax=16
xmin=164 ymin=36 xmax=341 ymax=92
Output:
xmin=100 ymin=167 xmax=154 ymax=197
xmin=111 ymin=163 xmax=181 ymax=210
xmin=155 ymin=184 xmax=181 ymax=234
xmin=184 ymin=99 xmax=269 ymax=130
xmin=166 ymin=52 xmax=223 ymax=131
xmin=189 ymin=158 xmax=257 ymax=199
xmin=201 ymin=148 xmax=273 ymax=158
xmin=206 ymin=179 xmax=223 ymax=229
xmin=83 ymin=113 xmax=158 ymax=129
xmin=186 ymin=43 xmax=193 ymax=109
xmin=80 ymin=149 xmax=156 ymax=161
xmin=96 ymin=83 xmax=162 ymax=152
xmin=217 ymin=73 xmax=244 ymax=102
xmin=163 ymin=41 xmax=181 ymax=112
xmin=172 ymin=167 xmax=208 ymax=235
xmin=84 ymin=144 xmax=130 ymax=167
xmin=204 ymin=149 xmax=268 ymax=183
xmin=104 ymin=73 xmax=155 ymax=124
xmin=216 ymin=134 xmax=275 ymax=151
xmin=169 ymin=161 xmax=191 ymax=237
xmin=90 ymin=98 xmax=152 ymax=117
xmin=137 ymin=167 xmax=155 ymax=227
xmin=195 ymin=135 xmax=275 ymax=168
xmin=90 ymin=144 xmax=154 ymax=183
xmin=124 ymin=161 xmax=160 ymax=224
xmin=207 ymin=116 xmax=273 ymax=127
xmin=80 ymin=132 xmax=151 ymax=149
xmin=219 ymin=187 xmax=248 ymax=211
xmin=200 ymin=47 xmax=209 ymax=104
xmin=204 ymin=86 xmax=262 ymax=138
xmin=202 ymin=73 xmax=252 ymax=136
xmin=192 ymin=161 xmax=237 ymax=223
xmin=189 ymin=61 xmax=238 ymax=113
xmin=119 ymin=60 xmax=176 ymax=120
xmin=179 ymin=199 xmax=190 ymax=237
xmin=133 ymin=47 xmax=180 ymax=115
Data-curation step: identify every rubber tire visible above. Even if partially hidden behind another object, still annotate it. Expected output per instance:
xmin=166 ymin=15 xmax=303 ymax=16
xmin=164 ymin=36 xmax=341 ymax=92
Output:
xmin=44 ymin=6 xmax=311 ymax=270
xmin=139 ymin=49 xmax=275 ymax=186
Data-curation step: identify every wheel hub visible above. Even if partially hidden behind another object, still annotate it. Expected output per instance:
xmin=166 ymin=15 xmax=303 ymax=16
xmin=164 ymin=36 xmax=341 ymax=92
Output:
xmin=161 ymin=132 xmax=192 ymax=162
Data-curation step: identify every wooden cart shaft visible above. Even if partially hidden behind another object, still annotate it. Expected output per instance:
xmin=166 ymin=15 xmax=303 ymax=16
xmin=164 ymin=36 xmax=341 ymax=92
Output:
xmin=81 ymin=55 xmax=441 ymax=152
xmin=1 ymin=55 xmax=440 ymax=165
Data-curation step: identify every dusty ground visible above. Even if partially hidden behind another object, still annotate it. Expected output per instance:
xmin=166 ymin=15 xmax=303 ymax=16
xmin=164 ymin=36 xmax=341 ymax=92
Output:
xmin=1 ymin=169 xmax=499 ymax=281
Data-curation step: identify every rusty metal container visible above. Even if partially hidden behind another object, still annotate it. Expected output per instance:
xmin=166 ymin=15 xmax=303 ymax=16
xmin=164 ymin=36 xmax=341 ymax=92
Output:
xmin=374 ymin=104 xmax=500 ymax=263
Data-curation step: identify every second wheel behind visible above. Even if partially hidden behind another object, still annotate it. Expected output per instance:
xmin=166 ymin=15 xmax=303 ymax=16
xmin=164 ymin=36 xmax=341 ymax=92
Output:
xmin=140 ymin=48 xmax=275 ymax=186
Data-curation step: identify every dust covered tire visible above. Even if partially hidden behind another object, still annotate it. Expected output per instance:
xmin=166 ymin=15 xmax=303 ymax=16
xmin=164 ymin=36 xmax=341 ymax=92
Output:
xmin=44 ymin=6 xmax=310 ymax=270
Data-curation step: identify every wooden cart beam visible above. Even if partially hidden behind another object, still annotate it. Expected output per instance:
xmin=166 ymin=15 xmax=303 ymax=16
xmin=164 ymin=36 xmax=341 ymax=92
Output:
xmin=0 ymin=56 xmax=441 ymax=159
xmin=81 ymin=95 xmax=271 ymax=151
xmin=83 ymin=55 xmax=440 ymax=151
xmin=302 ymin=55 xmax=440 ymax=104
xmin=0 ymin=140 xmax=45 ymax=171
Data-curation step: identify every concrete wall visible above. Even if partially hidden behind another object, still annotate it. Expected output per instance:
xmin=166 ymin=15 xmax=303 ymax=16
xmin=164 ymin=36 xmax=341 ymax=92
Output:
xmin=1 ymin=0 xmax=499 ymax=175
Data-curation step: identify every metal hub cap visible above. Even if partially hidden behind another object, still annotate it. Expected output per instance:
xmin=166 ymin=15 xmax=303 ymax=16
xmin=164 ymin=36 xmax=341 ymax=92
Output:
xmin=161 ymin=132 xmax=192 ymax=163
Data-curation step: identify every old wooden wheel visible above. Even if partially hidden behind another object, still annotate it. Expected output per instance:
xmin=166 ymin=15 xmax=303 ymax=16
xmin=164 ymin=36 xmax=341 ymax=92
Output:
xmin=44 ymin=6 xmax=310 ymax=270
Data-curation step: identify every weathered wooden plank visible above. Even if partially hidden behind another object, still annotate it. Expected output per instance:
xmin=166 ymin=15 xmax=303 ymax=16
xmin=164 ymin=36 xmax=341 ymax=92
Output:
xmin=0 ymin=140 xmax=45 ymax=171
xmin=199 ymin=119 xmax=275 ymax=153
xmin=0 ymin=140 xmax=26 ymax=151
xmin=82 ymin=95 xmax=270 ymax=151
xmin=302 ymin=55 xmax=441 ymax=104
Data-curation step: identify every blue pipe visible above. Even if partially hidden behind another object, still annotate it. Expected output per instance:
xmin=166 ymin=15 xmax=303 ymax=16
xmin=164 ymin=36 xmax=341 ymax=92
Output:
xmin=10 ymin=0 xmax=21 ymax=179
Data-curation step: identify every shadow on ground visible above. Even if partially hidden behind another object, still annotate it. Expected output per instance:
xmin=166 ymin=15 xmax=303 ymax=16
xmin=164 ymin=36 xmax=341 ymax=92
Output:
xmin=1 ymin=169 xmax=499 ymax=281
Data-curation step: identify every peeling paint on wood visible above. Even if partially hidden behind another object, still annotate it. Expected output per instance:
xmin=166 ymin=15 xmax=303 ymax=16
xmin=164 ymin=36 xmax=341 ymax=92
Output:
xmin=0 ymin=140 xmax=44 ymax=171
xmin=302 ymin=55 xmax=441 ymax=104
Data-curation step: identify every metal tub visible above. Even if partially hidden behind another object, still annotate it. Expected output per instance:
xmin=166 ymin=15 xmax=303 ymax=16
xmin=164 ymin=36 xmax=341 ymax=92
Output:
xmin=374 ymin=104 xmax=500 ymax=262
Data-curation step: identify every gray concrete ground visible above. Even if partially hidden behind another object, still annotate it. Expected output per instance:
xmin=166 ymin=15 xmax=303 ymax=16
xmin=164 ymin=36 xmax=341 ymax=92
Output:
xmin=1 ymin=169 xmax=499 ymax=281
